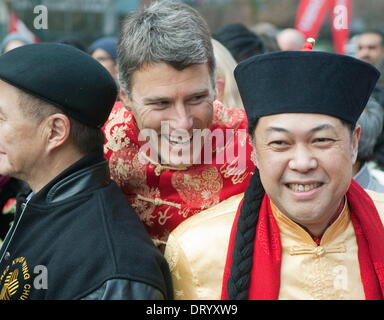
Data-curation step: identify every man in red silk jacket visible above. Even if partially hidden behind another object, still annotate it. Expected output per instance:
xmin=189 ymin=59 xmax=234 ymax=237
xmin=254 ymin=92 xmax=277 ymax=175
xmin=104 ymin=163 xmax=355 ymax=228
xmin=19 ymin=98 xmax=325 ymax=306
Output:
xmin=103 ymin=1 xmax=255 ymax=246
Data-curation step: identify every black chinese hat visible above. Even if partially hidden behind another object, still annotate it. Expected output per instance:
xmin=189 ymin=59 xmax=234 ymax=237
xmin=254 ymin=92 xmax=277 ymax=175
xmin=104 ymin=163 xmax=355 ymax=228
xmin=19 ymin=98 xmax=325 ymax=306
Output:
xmin=234 ymin=51 xmax=380 ymax=129
xmin=0 ymin=43 xmax=117 ymax=128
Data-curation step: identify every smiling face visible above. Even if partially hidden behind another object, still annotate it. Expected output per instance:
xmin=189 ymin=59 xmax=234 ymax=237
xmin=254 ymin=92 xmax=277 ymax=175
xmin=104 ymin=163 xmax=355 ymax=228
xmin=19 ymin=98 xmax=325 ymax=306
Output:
xmin=122 ymin=62 xmax=215 ymax=166
xmin=253 ymin=113 xmax=360 ymax=229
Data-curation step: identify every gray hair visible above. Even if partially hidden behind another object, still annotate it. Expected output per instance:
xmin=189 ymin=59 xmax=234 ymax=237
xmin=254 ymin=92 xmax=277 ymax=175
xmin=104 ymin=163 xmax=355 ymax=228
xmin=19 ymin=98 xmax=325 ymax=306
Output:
xmin=357 ymin=97 xmax=384 ymax=161
xmin=118 ymin=0 xmax=216 ymax=95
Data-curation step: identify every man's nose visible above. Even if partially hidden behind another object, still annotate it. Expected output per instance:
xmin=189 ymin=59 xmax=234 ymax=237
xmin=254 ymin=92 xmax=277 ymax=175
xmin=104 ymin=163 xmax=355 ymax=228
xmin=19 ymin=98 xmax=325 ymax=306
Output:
xmin=358 ymin=48 xmax=369 ymax=59
xmin=170 ymin=104 xmax=193 ymax=131
xmin=288 ymin=145 xmax=318 ymax=172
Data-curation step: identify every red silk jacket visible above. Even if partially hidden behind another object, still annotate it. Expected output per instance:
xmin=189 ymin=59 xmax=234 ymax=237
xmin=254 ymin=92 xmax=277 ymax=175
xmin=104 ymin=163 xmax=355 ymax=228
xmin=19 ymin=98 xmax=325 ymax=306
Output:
xmin=103 ymin=100 xmax=256 ymax=243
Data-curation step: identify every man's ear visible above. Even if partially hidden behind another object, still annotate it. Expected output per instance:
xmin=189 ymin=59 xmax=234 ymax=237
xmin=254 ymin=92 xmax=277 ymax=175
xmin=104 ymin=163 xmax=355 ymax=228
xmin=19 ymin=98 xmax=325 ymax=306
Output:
xmin=119 ymin=88 xmax=132 ymax=111
xmin=44 ymin=114 xmax=71 ymax=153
xmin=351 ymin=125 xmax=361 ymax=163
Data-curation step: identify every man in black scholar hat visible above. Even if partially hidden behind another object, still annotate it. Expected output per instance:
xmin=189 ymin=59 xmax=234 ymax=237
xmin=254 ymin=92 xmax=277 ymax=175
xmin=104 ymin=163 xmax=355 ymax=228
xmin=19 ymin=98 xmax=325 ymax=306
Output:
xmin=0 ymin=43 xmax=172 ymax=300
xmin=164 ymin=50 xmax=384 ymax=300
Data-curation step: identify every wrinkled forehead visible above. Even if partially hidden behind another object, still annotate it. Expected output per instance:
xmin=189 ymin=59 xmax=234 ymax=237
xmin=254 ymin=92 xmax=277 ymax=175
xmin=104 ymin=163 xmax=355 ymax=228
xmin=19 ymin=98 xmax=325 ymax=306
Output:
xmin=130 ymin=62 xmax=213 ymax=95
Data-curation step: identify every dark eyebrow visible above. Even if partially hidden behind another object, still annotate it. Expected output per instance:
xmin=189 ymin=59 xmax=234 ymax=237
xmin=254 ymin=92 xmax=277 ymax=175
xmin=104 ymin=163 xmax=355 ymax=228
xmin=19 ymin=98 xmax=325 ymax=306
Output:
xmin=186 ymin=89 xmax=209 ymax=99
xmin=142 ymin=89 xmax=209 ymax=104
xmin=142 ymin=96 xmax=171 ymax=104
xmin=265 ymin=123 xmax=337 ymax=134
xmin=266 ymin=126 xmax=289 ymax=133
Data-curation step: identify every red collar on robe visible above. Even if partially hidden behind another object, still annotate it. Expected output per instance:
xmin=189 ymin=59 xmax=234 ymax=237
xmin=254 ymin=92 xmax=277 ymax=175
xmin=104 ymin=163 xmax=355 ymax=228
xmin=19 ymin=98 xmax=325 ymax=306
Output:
xmin=103 ymin=101 xmax=256 ymax=242
xmin=221 ymin=179 xmax=384 ymax=300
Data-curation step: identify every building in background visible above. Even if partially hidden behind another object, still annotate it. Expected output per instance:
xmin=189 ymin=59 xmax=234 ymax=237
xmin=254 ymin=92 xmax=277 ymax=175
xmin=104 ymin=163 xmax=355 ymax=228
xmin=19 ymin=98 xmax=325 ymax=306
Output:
xmin=0 ymin=0 xmax=139 ymax=46
xmin=1 ymin=0 xmax=384 ymax=54
xmin=0 ymin=0 xmax=9 ymax=39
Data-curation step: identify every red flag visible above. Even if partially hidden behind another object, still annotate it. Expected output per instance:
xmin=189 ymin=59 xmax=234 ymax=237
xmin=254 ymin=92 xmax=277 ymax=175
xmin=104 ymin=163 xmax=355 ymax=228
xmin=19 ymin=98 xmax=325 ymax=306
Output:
xmin=295 ymin=0 xmax=331 ymax=39
xmin=8 ymin=12 xmax=39 ymax=43
xmin=331 ymin=0 xmax=352 ymax=54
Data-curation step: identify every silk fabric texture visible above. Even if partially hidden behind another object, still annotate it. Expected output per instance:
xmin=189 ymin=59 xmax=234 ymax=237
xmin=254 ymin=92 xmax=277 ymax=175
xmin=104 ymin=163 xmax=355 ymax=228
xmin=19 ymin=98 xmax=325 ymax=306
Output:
xmin=221 ymin=180 xmax=384 ymax=300
xmin=103 ymin=101 xmax=255 ymax=242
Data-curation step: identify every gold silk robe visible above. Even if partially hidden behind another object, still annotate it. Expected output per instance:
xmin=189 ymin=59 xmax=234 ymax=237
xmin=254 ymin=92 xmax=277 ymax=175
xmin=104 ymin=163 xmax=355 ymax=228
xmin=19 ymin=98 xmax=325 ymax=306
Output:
xmin=164 ymin=190 xmax=384 ymax=300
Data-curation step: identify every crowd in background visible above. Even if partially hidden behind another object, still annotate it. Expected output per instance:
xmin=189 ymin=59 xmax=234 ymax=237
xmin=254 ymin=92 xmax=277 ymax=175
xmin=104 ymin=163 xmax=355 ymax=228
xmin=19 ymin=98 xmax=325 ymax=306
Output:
xmin=2 ymin=17 xmax=384 ymax=230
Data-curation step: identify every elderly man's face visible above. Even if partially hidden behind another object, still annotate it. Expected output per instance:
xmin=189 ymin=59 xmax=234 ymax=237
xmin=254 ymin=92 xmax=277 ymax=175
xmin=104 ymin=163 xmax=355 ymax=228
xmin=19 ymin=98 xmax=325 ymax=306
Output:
xmin=0 ymin=80 xmax=45 ymax=180
xmin=356 ymin=33 xmax=384 ymax=66
xmin=122 ymin=62 xmax=215 ymax=166
xmin=253 ymin=113 xmax=359 ymax=229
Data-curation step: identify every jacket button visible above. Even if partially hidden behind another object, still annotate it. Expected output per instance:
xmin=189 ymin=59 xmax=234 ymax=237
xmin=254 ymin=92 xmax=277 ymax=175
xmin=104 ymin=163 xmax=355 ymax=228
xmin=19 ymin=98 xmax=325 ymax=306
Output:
xmin=314 ymin=246 xmax=325 ymax=257
xmin=4 ymin=251 xmax=10 ymax=261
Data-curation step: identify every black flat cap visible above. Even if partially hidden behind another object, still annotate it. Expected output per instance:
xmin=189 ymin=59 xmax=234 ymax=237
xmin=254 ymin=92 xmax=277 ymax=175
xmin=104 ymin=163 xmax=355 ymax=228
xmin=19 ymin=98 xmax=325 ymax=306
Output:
xmin=0 ymin=43 xmax=117 ymax=128
xmin=234 ymin=51 xmax=380 ymax=128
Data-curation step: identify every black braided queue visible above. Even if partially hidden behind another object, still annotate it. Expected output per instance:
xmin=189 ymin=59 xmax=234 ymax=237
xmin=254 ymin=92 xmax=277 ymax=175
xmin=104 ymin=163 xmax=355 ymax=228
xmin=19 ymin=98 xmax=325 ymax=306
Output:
xmin=227 ymin=168 xmax=265 ymax=299
xmin=227 ymin=120 xmax=265 ymax=299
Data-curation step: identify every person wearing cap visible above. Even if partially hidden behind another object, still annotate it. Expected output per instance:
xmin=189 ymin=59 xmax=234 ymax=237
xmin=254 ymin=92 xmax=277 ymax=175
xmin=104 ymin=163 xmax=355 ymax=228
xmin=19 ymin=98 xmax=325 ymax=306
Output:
xmin=0 ymin=43 xmax=172 ymax=300
xmin=0 ymin=32 xmax=33 ymax=54
xmin=103 ymin=1 xmax=255 ymax=248
xmin=88 ymin=36 xmax=118 ymax=79
xmin=212 ymin=23 xmax=265 ymax=63
xmin=164 ymin=50 xmax=384 ymax=300
xmin=56 ymin=36 xmax=87 ymax=52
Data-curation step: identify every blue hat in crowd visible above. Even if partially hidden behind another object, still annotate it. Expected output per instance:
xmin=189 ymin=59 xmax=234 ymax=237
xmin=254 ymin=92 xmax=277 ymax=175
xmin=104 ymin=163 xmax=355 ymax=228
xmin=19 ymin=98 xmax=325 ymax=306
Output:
xmin=0 ymin=32 xmax=33 ymax=54
xmin=88 ymin=36 xmax=118 ymax=61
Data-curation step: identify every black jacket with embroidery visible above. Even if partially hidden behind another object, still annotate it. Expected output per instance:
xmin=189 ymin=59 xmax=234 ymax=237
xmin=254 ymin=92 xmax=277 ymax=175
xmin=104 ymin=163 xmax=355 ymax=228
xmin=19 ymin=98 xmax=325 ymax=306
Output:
xmin=0 ymin=152 xmax=173 ymax=300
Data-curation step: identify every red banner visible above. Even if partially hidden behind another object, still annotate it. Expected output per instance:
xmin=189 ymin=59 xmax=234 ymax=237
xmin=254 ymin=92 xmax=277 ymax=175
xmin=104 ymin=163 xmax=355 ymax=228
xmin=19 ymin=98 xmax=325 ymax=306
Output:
xmin=295 ymin=0 xmax=352 ymax=54
xmin=295 ymin=0 xmax=331 ymax=39
xmin=331 ymin=0 xmax=352 ymax=54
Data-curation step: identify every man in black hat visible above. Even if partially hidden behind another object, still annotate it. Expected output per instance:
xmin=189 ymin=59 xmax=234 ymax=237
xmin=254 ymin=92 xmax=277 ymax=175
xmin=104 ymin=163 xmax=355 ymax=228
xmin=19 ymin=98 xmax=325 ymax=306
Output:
xmin=213 ymin=23 xmax=265 ymax=63
xmin=0 ymin=43 xmax=172 ymax=300
xmin=164 ymin=51 xmax=384 ymax=300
